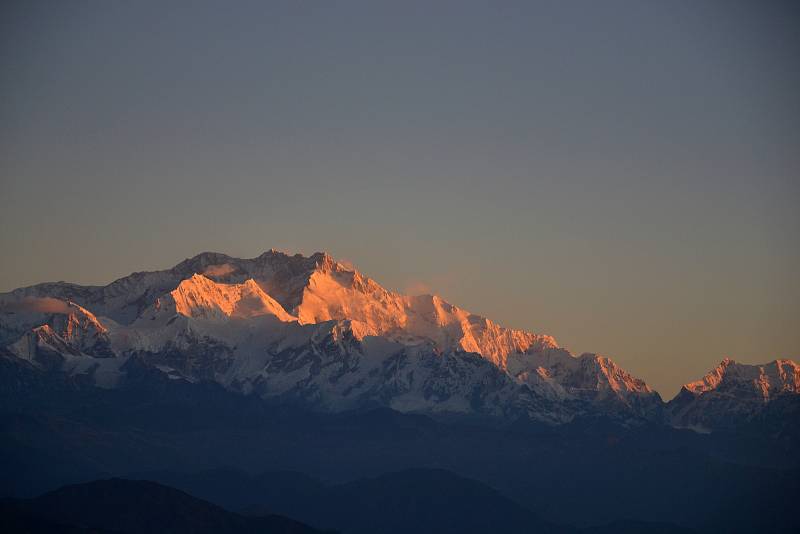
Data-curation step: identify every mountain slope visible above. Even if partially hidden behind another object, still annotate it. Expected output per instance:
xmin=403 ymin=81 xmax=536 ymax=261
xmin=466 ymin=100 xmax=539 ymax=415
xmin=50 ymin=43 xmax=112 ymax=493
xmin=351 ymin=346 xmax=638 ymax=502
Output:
xmin=166 ymin=274 xmax=296 ymax=322
xmin=1 ymin=374 xmax=798 ymax=533
xmin=1 ymin=250 xmax=793 ymax=425
xmin=1 ymin=299 xmax=112 ymax=361
xmin=3 ymin=478 xmax=328 ymax=534
xmin=242 ymin=468 xmax=566 ymax=534
xmin=667 ymin=358 xmax=800 ymax=431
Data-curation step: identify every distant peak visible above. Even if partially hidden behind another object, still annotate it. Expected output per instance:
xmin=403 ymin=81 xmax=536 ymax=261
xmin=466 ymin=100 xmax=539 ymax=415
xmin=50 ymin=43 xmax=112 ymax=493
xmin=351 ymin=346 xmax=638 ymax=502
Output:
xmin=683 ymin=358 xmax=800 ymax=397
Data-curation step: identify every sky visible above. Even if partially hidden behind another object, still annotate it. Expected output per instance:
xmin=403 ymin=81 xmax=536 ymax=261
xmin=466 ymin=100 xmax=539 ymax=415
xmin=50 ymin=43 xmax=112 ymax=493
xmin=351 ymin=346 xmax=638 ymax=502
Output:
xmin=1 ymin=0 xmax=798 ymax=398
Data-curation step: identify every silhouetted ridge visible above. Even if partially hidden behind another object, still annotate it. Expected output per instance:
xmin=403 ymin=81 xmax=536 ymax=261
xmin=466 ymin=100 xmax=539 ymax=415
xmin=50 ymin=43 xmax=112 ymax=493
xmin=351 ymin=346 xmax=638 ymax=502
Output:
xmin=4 ymin=478 xmax=329 ymax=534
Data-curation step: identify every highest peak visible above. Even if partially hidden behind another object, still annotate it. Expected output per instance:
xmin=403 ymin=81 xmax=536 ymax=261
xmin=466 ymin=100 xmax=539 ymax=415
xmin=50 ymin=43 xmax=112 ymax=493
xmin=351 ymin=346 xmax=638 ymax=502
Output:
xmin=310 ymin=251 xmax=337 ymax=271
xmin=300 ymin=251 xmax=360 ymax=276
xmin=250 ymin=249 xmax=350 ymax=273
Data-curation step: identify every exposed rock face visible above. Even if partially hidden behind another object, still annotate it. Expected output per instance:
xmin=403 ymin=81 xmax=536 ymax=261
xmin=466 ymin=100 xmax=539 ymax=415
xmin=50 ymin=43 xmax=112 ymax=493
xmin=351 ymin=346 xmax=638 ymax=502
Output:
xmin=2 ymin=300 xmax=113 ymax=365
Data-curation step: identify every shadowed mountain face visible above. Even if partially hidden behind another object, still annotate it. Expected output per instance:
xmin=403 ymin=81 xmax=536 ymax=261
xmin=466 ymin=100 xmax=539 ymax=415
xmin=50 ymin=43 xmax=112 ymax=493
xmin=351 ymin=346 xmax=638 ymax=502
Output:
xmin=245 ymin=468 xmax=565 ymax=534
xmin=3 ymin=472 xmax=702 ymax=534
xmin=132 ymin=463 xmax=797 ymax=534
xmin=0 ymin=360 xmax=798 ymax=533
xmin=2 ymin=478 xmax=329 ymax=534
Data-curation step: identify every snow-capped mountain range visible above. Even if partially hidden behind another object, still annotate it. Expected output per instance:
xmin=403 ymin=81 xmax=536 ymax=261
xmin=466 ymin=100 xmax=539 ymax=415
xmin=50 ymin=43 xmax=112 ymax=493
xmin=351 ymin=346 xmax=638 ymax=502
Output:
xmin=666 ymin=357 xmax=799 ymax=431
xmin=1 ymin=250 xmax=797 ymax=428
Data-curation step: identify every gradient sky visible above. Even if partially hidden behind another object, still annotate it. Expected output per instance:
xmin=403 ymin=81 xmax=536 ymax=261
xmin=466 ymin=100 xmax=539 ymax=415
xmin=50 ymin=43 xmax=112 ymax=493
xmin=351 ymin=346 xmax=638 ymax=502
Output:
xmin=1 ymin=1 xmax=798 ymax=398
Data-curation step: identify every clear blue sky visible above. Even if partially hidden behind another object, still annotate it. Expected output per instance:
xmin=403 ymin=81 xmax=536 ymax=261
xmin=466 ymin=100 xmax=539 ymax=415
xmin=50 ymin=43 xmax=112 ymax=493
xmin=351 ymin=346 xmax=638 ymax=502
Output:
xmin=1 ymin=0 xmax=798 ymax=397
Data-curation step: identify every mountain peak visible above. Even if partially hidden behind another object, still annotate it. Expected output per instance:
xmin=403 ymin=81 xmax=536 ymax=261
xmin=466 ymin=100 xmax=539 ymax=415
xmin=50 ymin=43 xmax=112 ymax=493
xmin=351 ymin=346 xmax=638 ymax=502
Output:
xmin=682 ymin=358 xmax=800 ymax=397
xmin=667 ymin=357 xmax=800 ymax=430
xmin=307 ymin=251 xmax=358 ymax=275
xmin=163 ymin=274 xmax=295 ymax=321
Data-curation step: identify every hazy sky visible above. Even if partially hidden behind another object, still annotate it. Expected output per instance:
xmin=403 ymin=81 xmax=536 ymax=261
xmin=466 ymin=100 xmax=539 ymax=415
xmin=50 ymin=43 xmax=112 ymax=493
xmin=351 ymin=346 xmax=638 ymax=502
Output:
xmin=1 ymin=1 xmax=798 ymax=398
